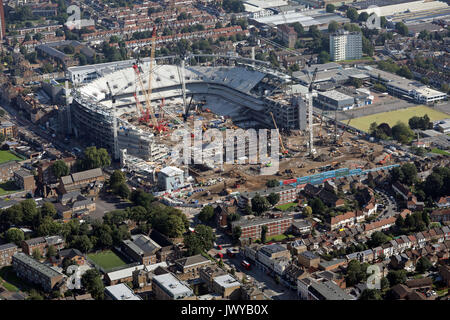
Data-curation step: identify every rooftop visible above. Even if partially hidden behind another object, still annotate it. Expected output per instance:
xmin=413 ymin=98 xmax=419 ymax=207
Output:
xmin=13 ymin=252 xmax=62 ymax=279
xmin=152 ymin=273 xmax=194 ymax=299
xmin=213 ymin=274 xmax=241 ymax=288
xmin=105 ymin=283 xmax=142 ymax=300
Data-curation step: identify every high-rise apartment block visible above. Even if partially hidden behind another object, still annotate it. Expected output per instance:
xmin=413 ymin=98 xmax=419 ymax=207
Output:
xmin=329 ymin=31 xmax=362 ymax=61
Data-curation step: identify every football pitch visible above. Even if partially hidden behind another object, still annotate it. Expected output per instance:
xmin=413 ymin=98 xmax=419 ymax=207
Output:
xmin=87 ymin=250 xmax=127 ymax=270
xmin=350 ymin=105 xmax=449 ymax=132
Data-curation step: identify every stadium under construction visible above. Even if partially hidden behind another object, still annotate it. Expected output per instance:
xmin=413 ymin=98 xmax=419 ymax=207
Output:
xmin=68 ymin=55 xmax=310 ymax=162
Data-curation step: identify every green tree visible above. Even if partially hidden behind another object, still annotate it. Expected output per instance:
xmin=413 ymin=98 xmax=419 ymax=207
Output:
xmin=318 ymin=51 xmax=330 ymax=63
xmin=198 ymin=206 xmax=215 ymax=224
xmin=328 ymin=20 xmax=339 ymax=33
xmin=251 ymin=194 xmax=270 ymax=215
xmin=81 ymin=269 xmax=104 ymax=300
xmin=267 ymin=193 xmax=280 ymax=206
xmin=358 ymin=12 xmax=369 ymax=22
xmin=303 ymin=205 xmax=312 ymax=217
xmin=391 ymin=122 xmax=414 ymax=144
xmin=109 ymin=170 xmax=125 ymax=190
xmin=416 ymin=257 xmax=432 ymax=273
xmin=232 ymin=226 xmax=242 ymax=244
xmin=261 ymin=225 xmax=268 ymax=243
xmin=80 ymin=146 xmax=111 ymax=170
xmin=72 ymin=235 xmax=93 ymax=253
xmin=28 ymin=289 xmax=44 ymax=300
xmin=359 ymin=289 xmax=382 ymax=300
xmin=387 ymin=269 xmax=407 ymax=286
xmin=346 ymin=8 xmax=359 ymax=22
xmin=395 ymin=22 xmax=409 ymax=36
xmin=5 ymin=227 xmax=24 ymax=245
xmin=309 ymin=198 xmax=326 ymax=215
xmin=326 ymin=4 xmax=335 ymax=13
xmin=32 ymin=248 xmax=42 ymax=260
xmin=266 ymin=179 xmax=278 ymax=188
xmin=116 ymin=183 xmax=130 ymax=199
xmin=41 ymin=202 xmax=57 ymax=219
xmin=47 ymin=245 xmax=57 ymax=258
xmin=52 ymin=160 xmax=69 ymax=179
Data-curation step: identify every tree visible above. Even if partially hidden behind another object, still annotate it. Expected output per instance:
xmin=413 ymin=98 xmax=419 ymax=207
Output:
xmin=116 ymin=183 xmax=130 ymax=199
xmin=326 ymin=4 xmax=335 ymax=13
xmin=395 ymin=22 xmax=409 ymax=36
xmin=346 ymin=8 xmax=359 ymax=22
xmin=47 ymin=245 xmax=57 ymax=258
xmin=266 ymin=179 xmax=278 ymax=188
xmin=109 ymin=170 xmax=125 ymax=190
xmin=198 ymin=205 xmax=215 ymax=223
xmin=387 ymin=269 xmax=407 ymax=286
xmin=367 ymin=231 xmax=391 ymax=248
xmin=41 ymin=202 xmax=57 ymax=219
xmin=261 ymin=225 xmax=268 ymax=244
xmin=251 ymin=194 xmax=270 ymax=215
xmin=395 ymin=215 xmax=405 ymax=229
xmin=291 ymin=22 xmax=304 ymax=36
xmin=359 ymin=289 xmax=382 ymax=300
xmin=81 ymin=269 xmax=104 ymax=300
xmin=397 ymin=65 xmax=413 ymax=79
xmin=28 ymin=289 xmax=44 ymax=300
xmin=302 ymin=206 xmax=312 ymax=217
xmin=358 ymin=12 xmax=369 ymax=22
xmin=194 ymin=224 xmax=215 ymax=251
xmin=328 ymin=20 xmax=339 ymax=33
xmin=309 ymin=198 xmax=326 ymax=215
xmin=318 ymin=51 xmax=330 ymax=64
xmin=32 ymin=248 xmax=42 ymax=260
xmin=392 ymin=122 xmax=414 ymax=144
xmin=346 ymin=260 xmax=367 ymax=286
xmin=380 ymin=277 xmax=390 ymax=290
xmin=130 ymin=189 xmax=155 ymax=210
xmin=72 ymin=235 xmax=93 ymax=253
xmin=232 ymin=226 xmax=242 ymax=244
xmin=22 ymin=199 xmax=38 ymax=225
xmin=52 ymin=160 xmax=69 ymax=179
xmin=400 ymin=163 xmax=417 ymax=186
xmin=267 ymin=193 xmax=280 ymax=206
xmin=5 ymin=227 xmax=24 ymax=245
xmin=416 ymin=257 xmax=432 ymax=273
xmin=80 ymin=146 xmax=111 ymax=170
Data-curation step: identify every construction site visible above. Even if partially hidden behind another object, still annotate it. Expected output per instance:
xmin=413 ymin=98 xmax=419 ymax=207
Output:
xmin=68 ymin=30 xmax=399 ymax=204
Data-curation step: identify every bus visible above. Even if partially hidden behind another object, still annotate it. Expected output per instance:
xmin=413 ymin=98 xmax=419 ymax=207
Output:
xmin=241 ymin=260 xmax=251 ymax=270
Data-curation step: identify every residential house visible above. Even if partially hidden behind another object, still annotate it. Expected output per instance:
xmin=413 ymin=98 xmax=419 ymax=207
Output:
xmin=327 ymin=211 xmax=356 ymax=231
xmin=431 ymin=208 xmax=450 ymax=224
xmin=121 ymin=234 xmax=161 ymax=266
xmin=21 ymin=235 xmax=65 ymax=257
xmin=0 ymin=243 xmax=20 ymax=266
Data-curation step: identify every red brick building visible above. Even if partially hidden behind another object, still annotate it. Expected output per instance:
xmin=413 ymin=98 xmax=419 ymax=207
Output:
xmin=232 ymin=214 xmax=293 ymax=242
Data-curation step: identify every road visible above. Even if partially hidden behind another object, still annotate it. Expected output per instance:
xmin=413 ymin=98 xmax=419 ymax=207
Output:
xmin=374 ymin=187 xmax=398 ymax=219
xmin=224 ymin=252 xmax=298 ymax=300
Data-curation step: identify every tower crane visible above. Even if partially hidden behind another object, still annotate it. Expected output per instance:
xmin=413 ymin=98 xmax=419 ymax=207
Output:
xmin=269 ymin=111 xmax=288 ymax=154
xmin=132 ymin=27 xmax=159 ymax=131
xmin=306 ymin=66 xmax=318 ymax=155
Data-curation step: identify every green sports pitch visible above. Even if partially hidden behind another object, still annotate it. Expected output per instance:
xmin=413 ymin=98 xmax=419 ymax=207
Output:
xmin=350 ymin=105 xmax=449 ymax=132
xmin=87 ymin=250 xmax=127 ymax=270
xmin=0 ymin=151 xmax=21 ymax=164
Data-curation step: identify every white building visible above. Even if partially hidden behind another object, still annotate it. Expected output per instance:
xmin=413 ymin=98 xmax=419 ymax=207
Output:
xmin=104 ymin=283 xmax=142 ymax=300
xmin=158 ymin=166 xmax=185 ymax=192
xmin=330 ymin=31 xmax=362 ymax=62
xmin=412 ymin=87 xmax=447 ymax=105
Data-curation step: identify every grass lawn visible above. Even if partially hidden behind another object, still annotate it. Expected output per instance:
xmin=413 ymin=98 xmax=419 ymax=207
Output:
xmin=0 ymin=266 xmax=31 ymax=292
xmin=266 ymin=234 xmax=288 ymax=242
xmin=276 ymin=202 xmax=297 ymax=211
xmin=87 ymin=250 xmax=127 ymax=270
xmin=0 ymin=151 xmax=22 ymax=164
xmin=350 ymin=105 xmax=449 ymax=132
xmin=0 ymin=181 xmax=21 ymax=196
xmin=431 ymin=148 xmax=450 ymax=156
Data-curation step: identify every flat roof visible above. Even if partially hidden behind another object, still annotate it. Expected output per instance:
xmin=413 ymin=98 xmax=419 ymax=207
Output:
xmin=318 ymin=90 xmax=354 ymax=102
xmin=152 ymin=273 xmax=194 ymax=298
xmin=105 ymin=283 xmax=142 ymax=300
xmin=213 ymin=274 xmax=241 ymax=289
